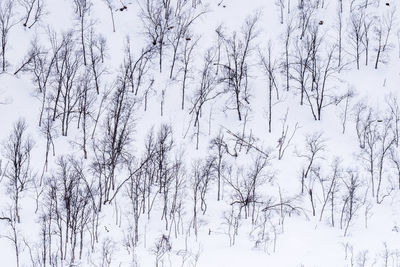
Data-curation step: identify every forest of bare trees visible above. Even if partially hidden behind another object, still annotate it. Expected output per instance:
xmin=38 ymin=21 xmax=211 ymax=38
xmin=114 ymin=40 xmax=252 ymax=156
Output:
xmin=1 ymin=0 xmax=400 ymax=266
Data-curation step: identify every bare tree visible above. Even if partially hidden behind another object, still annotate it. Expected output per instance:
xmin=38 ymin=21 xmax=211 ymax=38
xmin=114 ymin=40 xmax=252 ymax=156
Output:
xmin=259 ymin=42 xmax=279 ymax=132
xmin=18 ymin=0 xmax=45 ymax=28
xmin=361 ymin=14 xmax=373 ymax=66
xmin=302 ymin=26 xmax=345 ymax=120
xmin=336 ymin=6 xmax=343 ymax=67
xmin=282 ymin=17 xmax=294 ymax=91
xmin=167 ymin=3 xmax=206 ymax=79
xmin=87 ymin=28 xmax=107 ymax=95
xmin=373 ymin=9 xmax=395 ymax=69
xmin=209 ymin=131 xmax=228 ymax=201
xmin=0 ymin=209 xmax=22 ymax=267
xmin=355 ymin=103 xmax=395 ymax=201
xmin=390 ymin=147 xmax=400 ymax=190
xmin=92 ymin=63 xmax=136 ymax=206
xmin=348 ymin=11 xmax=365 ymax=70
xmin=318 ymin=158 xmax=342 ymax=226
xmin=277 ymin=110 xmax=299 ymax=160
xmin=75 ymin=69 xmax=97 ymax=159
xmin=2 ymin=119 xmax=34 ymax=223
xmin=152 ymin=235 xmax=171 ymax=267
xmin=0 ymin=0 xmax=19 ymax=72
xmin=217 ymin=13 xmax=259 ymax=121
xmin=102 ymin=0 xmax=116 ymax=32
xmin=40 ymin=105 xmax=57 ymax=180
xmin=361 ymin=119 xmax=379 ymax=197
xmin=42 ymin=156 xmax=97 ymax=264
xmin=298 ymin=1 xmax=316 ymax=40
xmin=153 ymin=124 xmax=176 ymax=230
xmin=125 ymin=157 xmax=145 ymax=247
xmin=73 ymin=0 xmax=92 ymax=66
xmin=340 ymin=87 xmax=354 ymax=134
xmin=121 ymin=38 xmax=155 ymax=96
xmin=51 ymin=32 xmax=83 ymax=136
xmin=139 ymin=0 xmax=173 ymax=72
xmin=375 ymin=116 xmax=395 ymax=203
xmin=188 ymin=47 xmax=221 ymax=149
xmin=340 ymin=169 xmax=362 ymax=236
xmin=191 ymin=158 xmax=214 ymax=237
xmin=224 ymin=155 xmax=268 ymax=222
xmin=179 ymin=35 xmax=199 ymax=110
xmin=387 ymin=95 xmax=400 ymax=147
xmin=354 ymin=101 xmax=373 ymax=149
xmin=297 ymin=132 xmax=325 ymax=194
xmin=14 ymin=35 xmax=60 ymax=127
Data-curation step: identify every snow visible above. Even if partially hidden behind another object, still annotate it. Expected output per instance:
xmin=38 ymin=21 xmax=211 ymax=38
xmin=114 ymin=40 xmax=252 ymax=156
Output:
xmin=1 ymin=0 xmax=400 ymax=266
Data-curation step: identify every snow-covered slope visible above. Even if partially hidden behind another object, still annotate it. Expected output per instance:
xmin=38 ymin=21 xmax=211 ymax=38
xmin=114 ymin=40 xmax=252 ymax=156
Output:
xmin=1 ymin=0 xmax=400 ymax=266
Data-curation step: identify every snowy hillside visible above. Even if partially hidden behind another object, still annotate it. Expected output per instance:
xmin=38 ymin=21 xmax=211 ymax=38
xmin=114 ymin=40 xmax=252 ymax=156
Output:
xmin=1 ymin=0 xmax=400 ymax=266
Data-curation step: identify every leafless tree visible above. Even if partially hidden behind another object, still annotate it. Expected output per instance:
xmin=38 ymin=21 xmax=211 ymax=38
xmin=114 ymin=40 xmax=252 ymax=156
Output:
xmin=87 ymin=28 xmax=107 ymax=95
xmin=92 ymin=64 xmax=136 ymax=206
xmin=348 ymin=11 xmax=365 ymax=70
xmin=18 ymin=0 xmax=45 ymax=28
xmin=191 ymin=158 xmax=214 ymax=237
xmin=75 ymin=70 xmax=97 ymax=159
xmin=277 ymin=110 xmax=299 ymax=160
xmin=260 ymin=42 xmax=279 ymax=132
xmin=224 ymin=127 xmax=270 ymax=159
xmin=276 ymin=0 xmax=285 ymax=24
xmin=209 ymin=131 xmax=228 ymax=201
xmin=224 ymin=156 xmax=268 ymax=222
xmin=188 ymin=47 xmax=221 ymax=149
xmin=354 ymin=101 xmax=373 ymax=149
xmin=50 ymin=31 xmax=83 ymax=136
xmin=298 ymin=1 xmax=316 ymax=40
xmin=167 ymin=3 xmax=206 ymax=79
xmin=125 ymin=158 xmax=146 ymax=247
xmin=152 ymin=235 xmax=172 ymax=267
xmin=334 ymin=8 xmax=343 ymax=68
xmin=373 ymin=9 xmax=395 ymax=69
xmin=217 ymin=13 xmax=259 ymax=121
xmin=152 ymin=124 xmax=176 ymax=230
xmin=43 ymin=156 xmax=97 ymax=264
xmin=131 ymin=47 xmax=155 ymax=96
xmin=375 ymin=116 xmax=395 ymax=203
xmin=139 ymin=0 xmax=173 ymax=73
xmin=179 ymin=35 xmax=199 ymax=110
xmin=14 ymin=35 xmax=59 ymax=127
xmin=297 ymin=132 xmax=325 ymax=194
xmin=73 ymin=0 xmax=92 ymax=66
xmin=387 ymin=95 xmax=400 ymax=147
xmin=291 ymin=30 xmax=313 ymax=105
xmin=361 ymin=14 xmax=374 ymax=66
xmin=397 ymin=29 xmax=400 ymax=58
xmin=301 ymin=27 xmax=345 ymax=120
xmin=0 ymin=0 xmax=19 ymax=72
xmin=318 ymin=158 xmax=342 ymax=226
xmin=2 ymin=119 xmax=34 ymax=223
xmin=97 ymin=238 xmax=115 ymax=267
xmin=167 ymin=154 xmax=185 ymax=238
xmin=282 ymin=17 xmax=294 ymax=91
xmin=102 ymin=0 xmax=116 ymax=32
xmin=340 ymin=87 xmax=354 ymax=134
xmin=0 ymin=209 xmax=22 ymax=267
xmin=355 ymin=104 xmax=395 ymax=201
xmin=390 ymin=147 xmax=400 ymax=190
xmin=340 ymin=169 xmax=362 ymax=236
xmin=39 ymin=105 xmax=57 ymax=180
xmin=362 ymin=121 xmax=379 ymax=197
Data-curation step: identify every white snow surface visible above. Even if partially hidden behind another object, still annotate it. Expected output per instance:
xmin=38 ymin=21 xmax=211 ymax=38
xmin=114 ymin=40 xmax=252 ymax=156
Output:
xmin=0 ymin=0 xmax=400 ymax=266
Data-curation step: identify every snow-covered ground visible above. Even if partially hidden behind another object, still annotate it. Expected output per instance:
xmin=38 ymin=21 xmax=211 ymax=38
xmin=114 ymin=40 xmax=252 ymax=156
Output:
xmin=1 ymin=0 xmax=400 ymax=266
